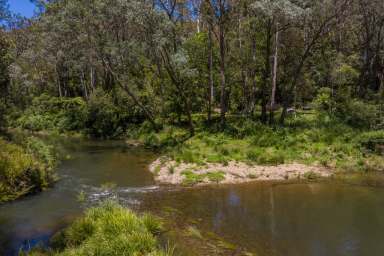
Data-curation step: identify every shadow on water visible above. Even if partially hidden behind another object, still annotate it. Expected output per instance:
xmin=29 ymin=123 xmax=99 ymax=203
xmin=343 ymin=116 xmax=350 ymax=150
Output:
xmin=1 ymin=136 xmax=384 ymax=256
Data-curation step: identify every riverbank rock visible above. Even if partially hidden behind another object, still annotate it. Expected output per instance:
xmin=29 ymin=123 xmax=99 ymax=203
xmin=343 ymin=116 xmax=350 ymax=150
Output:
xmin=149 ymin=158 xmax=332 ymax=186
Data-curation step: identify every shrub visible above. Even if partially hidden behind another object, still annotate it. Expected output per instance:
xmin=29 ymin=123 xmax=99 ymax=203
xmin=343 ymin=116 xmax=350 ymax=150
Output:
xmin=0 ymin=137 xmax=56 ymax=202
xmin=338 ymin=100 xmax=379 ymax=129
xmin=47 ymin=201 xmax=170 ymax=256
xmin=16 ymin=94 xmax=87 ymax=132
xmin=246 ymin=149 xmax=260 ymax=162
xmin=144 ymin=133 xmax=161 ymax=148
xmin=314 ymin=87 xmax=333 ymax=115
xmin=85 ymin=89 xmax=123 ymax=138
xmin=356 ymin=130 xmax=384 ymax=154
xmin=25 ymin=137 xmax=56 ymax=168
xmin=206 ymin=171 xmax=226 ymax=183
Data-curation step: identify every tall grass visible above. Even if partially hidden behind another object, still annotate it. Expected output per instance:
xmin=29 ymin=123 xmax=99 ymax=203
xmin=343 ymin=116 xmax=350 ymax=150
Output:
xmin=29 ymin=201 xmax=172 ymax=256
xmin=143 ymin=114 xmax=383 ymax=172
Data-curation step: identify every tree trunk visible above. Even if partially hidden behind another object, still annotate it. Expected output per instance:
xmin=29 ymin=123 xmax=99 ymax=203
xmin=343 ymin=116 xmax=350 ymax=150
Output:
xmin=186 ymin=99 xmax=195 ymax=136
xmin=248 ymin=27 xmax=258 ymax=117
xmin=261 ymin=20 xmax=272 ymax=123
xmin=270 ymin=22 xmax=279 ymax=125
xmin=219 ymin=19 xmax=227 ymax=128
xmin=81 ymin=70 xmax=88 ymax=100
xmin=120 ymin=81 xmax=159 ymax=131
xmin=207 ymin=23 xmax=214 ymax=123
xmin=55 ymin=65 xmax=62 ymax=98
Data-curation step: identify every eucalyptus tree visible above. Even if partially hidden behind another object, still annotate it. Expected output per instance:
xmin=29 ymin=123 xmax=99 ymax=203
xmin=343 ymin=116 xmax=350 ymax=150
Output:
xmin=252 ymin=0 xmax=305 ymax=123
xmin=201 ymin=0 xmax=231 ymax=127
xmin=277 ymin=0 xmax=352 ymax=124
xmin=355 ymin=0 xmax=384 ymax=97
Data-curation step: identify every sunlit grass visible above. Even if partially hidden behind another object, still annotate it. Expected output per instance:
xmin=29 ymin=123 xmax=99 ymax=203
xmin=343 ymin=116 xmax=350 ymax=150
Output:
xmin=29 ymin=201 xmax=172 ymax=256
xmin=136 ymin=113 xmax=383 ymax=173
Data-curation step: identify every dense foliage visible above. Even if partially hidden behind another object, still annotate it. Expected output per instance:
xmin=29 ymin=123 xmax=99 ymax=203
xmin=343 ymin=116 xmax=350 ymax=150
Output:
xmin=0 ymin=136 xmax=57 ymax=202
xmin=0 ymin=0 xmax=380 ymax=137
xmin=0 ymin=0 xmax=382 ymax=172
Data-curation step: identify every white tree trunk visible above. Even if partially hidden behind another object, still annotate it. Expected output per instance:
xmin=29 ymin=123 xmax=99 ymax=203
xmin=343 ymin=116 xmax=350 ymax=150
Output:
xmin=271 ymin=22 xmax=279 ymax=113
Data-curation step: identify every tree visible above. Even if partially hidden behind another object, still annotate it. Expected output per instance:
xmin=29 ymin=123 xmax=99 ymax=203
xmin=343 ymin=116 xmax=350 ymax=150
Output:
xmin=0 ymin=0 xmax=10 ymax=129
xmin=278 ymin=0 xmax=352 ymax=124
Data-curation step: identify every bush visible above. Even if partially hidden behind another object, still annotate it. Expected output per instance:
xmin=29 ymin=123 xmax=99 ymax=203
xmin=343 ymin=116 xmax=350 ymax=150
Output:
xmin=47 ymin=201 xmax=171 ymax=256
xmin=338 ymin=99 xmax=379 ymax=129
xmin=356 ymin=130 xmax=384 ymax=154
xmin=16 ymin=94 xmax=87 ymax=132
xmin=0 ymin=137 xmax=56 ymax=202
xmin=314 ymin=87 xmax=333 ymax=115
xmin=314 ymin=87 xmax=380 ymax=129
xmin=14 ymin=90 xmax=148 ymax=138
xmin=85 ymin=89 xmax=125 ymax=138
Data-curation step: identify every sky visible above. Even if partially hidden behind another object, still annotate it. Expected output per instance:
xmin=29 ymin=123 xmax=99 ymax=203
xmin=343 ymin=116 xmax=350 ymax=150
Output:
xmin=9 ymin=0 xmax=36 ymax=18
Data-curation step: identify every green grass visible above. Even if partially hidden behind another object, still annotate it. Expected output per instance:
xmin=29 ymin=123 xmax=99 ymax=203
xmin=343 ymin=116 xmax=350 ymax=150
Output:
xmin=206 ymin=171 xmax=226 ymax=183
xmin=133 ymin=113 xmax=384 ymax=173
xmin=27 ymin=201 xmax=172 ymax=256
xmin=181 ymin=170 xmax=226 ymax=185
xmin=181 ymin=170 xmax=206 ymax=185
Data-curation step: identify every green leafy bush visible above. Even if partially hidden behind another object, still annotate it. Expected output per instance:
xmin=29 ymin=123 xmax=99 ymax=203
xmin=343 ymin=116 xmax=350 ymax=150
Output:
xmin=337 ymin=99 xmax=379 ymax=129
xmin=85 ymin=88 xmax=149 ymax=138
xmin=0 ymin=137 xmax=56 ymax=202
xmin=356 ymin=130 xmax=384 ymax=154
xmin=85 ymin=89 xmax=125 ymax=138
xmin=14 ymin=91 xmax=148 ymax=138
xmin=314 ymin=87 xmax=333 ymax=115
xmin=16 ymin=94 xmax=87 ymax=132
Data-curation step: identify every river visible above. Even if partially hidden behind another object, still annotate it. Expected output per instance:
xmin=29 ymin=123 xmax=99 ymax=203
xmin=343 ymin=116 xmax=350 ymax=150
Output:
xmin=1 ymin=137 xmax=384 ymax=256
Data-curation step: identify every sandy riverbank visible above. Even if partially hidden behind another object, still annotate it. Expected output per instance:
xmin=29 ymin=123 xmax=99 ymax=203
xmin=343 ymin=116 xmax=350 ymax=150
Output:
xmin=149 ymin=157 xmax=332 ymax=185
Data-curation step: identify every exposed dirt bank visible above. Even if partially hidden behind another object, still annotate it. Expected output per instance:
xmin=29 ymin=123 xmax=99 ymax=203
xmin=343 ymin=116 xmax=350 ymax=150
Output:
xmin=149 ymin=158 xmax=332 ymax=185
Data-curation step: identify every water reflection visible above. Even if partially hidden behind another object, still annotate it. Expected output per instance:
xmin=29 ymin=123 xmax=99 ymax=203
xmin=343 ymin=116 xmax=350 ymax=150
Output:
xmin=141 ymin=182 xmax=384 ymax=256
xmin=1 ymin=137 xmax=384 ymax=256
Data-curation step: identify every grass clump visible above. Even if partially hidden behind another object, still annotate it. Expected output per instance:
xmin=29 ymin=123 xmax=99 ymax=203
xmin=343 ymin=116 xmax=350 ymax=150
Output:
xmin=154 ymin=165 xmax=161 ymax=175
xmin=246 ymin=148 xmax=285 ymax=165
xmin=0 ymin=137 xmax=57 ymax=203
xmin=206 ymin=171 xmax=226 ymax=183
xmin=181 ymin=170 xmax=205 ymax=185
xmin=43 ymin=201 xmax=171 ymax=256
xmin=181 ymin=170 xmax=226 ymax=185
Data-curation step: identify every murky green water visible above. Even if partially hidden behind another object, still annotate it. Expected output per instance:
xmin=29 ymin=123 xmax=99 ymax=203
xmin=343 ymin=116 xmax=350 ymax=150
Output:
xmin=1 ymin=138 xmax=384 ymax=256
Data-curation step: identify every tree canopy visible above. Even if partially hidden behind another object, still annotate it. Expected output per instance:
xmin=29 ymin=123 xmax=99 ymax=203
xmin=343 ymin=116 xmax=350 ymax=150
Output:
xmin=0 ymin=0 xmax=383 ymax=133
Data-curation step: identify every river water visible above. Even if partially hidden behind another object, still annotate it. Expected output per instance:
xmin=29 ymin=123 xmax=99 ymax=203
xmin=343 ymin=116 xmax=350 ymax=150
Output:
xmin=0 ymin=138 xmax=384 ymax=256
